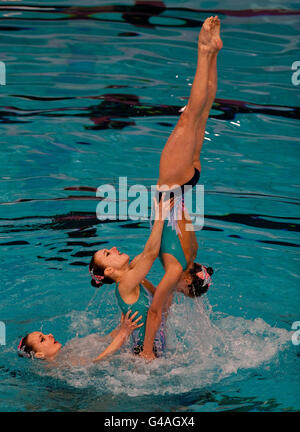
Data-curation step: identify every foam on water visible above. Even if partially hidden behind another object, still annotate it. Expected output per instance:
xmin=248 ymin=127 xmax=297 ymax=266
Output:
xmin=43 ymin=296 xmax=291 ymax=397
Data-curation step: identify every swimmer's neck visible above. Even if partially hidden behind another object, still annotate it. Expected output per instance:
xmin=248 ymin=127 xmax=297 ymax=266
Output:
xmin=44 ymin=345 xmax=63 ymax=362
xmin=113 ymin=263 xmax=132 ymax=284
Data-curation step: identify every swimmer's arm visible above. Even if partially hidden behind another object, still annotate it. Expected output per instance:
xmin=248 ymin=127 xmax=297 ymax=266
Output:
xmin=123 ymin=220 xmax=164 ymax=290
xmin=93 ymin=330 xmax=128 ymax=363
xmin=107 ymin=314 xmax=125 ymax=340
xmin=93 ymin=311 xmax=143 ymax=363
xmin=140 ymin=265 xmax=182 ymax=360
xmin=123 ymin=198 xmax=168 ymax=290
xmin=137 ymin=215 xmax=165 ymax=260
xmin=141 ymin=278 xmax=156 ymax=295
xmin=107 ymin=311 xmax=138 ymax=339
xmin=108 ymin=328 xmax=119 ymax=339
xmin=191 ymin=231 xmax=198 ymax=260
xmin=142 ymin=193 xmax=171 ymax=258
xmin=57 ymin=314 xmax=143 ymax=368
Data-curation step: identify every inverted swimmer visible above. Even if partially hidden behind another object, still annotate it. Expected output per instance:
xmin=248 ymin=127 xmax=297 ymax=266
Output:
xmin=140 ymin=15 xmax=222 ymax=359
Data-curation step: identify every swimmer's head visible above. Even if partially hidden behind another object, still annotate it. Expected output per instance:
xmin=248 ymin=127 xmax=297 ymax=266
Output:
xmin=89 ymin=247 xmax=130 ymax=288
xmin=18 ymin=332 xmax=62 ymax=360
xmin=176 ymin=263 xmax=213 ymax=298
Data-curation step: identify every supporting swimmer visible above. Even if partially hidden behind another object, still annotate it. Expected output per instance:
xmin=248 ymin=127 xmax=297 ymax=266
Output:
xmin=89 ymin=196 xmax=170 ymax=356
xmin=17 ymin=310 xmax=143 ymax=364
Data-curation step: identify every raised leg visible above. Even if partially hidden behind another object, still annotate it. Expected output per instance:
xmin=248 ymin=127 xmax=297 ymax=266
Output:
xmin=192 ymin=17 xmax=222 ymax=168
xmin=158 ymin=16 xmax=222 ymax=187
xmin=193 ymin=51 xmax=218 ymax=170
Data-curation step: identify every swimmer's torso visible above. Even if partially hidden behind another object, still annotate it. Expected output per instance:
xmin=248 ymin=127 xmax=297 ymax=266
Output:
xmin=115 ymin=283 xmax=165 ymax=353
xmin=158 ymin=168 xmax=199 ymax=271
xmin=160 ymin=208 xmax=198 ymax=271
xmin=115 ymin=283 xmax=151 ymax=346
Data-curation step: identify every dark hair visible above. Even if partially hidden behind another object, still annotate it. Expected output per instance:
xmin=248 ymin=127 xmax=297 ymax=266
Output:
xmin=187 ymin=263 xmax=213 ymax=298
xmin=89 ymin=254 xmax=114 ymax=288
xmin=18 ymin=334 xmax=35 ymax=359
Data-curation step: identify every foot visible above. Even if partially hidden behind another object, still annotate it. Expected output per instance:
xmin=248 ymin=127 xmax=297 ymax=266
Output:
xmin=198 ymin=16 xmax=222 ymax=54
xmin=198 ymin=16 xmax=214 ymax=53
xmin=210 ymin=16 xmax=223 ymax=53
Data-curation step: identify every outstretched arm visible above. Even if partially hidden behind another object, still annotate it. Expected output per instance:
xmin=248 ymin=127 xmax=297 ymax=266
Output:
xmin=93 ymin=311 xmax=143 ymax=363
xmin=107 ymin=313 xmax=126 ymax=340
xmin=56 ymin=312 xmax=143 ymax=368
xmin=120 ymin=195 xmax=168 ymax=291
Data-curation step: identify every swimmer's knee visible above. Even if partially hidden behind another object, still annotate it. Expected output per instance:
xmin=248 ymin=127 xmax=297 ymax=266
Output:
xmin=179 ymin=104 xmax=201 ymax=125
xmin=185 ymin=97 xmax=208 ymax=120
xmin=207 ymin=79 xmax=215 ymax=91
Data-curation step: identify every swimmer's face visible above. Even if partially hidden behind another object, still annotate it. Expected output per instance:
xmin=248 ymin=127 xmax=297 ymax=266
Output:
xmin=27 ymin=331 xmax=62 ymax=360
xmin=94 ymin=247 xmax=130 ymax=272
xmin=175 ymin=273 xmax=193 ymax=297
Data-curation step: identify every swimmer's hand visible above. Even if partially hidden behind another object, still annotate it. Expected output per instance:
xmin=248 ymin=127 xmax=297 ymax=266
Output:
xmin=93 ymin=311 xmax=144 ymax=363
xmin=139 ymin=350 xmax=156 ymax=361
xmin=120 ymin=310 xmax=144 ymax=337
xmin=153 ymin=192 xmax=173 ymax=221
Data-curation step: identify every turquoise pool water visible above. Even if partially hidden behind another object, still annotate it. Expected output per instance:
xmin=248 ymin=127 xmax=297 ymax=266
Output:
xmin=0 ymin=0 xmax=299 ymax=412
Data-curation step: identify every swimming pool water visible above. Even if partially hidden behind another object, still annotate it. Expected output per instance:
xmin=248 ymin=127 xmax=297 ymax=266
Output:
xmin=0 ymin=0 xmax=299 ymax=412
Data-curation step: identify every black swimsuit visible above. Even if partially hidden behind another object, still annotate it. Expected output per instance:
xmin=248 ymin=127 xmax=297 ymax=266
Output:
xmin=157 ymin=168 xmax=200 ymax=203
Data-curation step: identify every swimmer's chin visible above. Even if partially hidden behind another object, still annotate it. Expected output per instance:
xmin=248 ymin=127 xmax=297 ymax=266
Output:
xmin=49 ymin=342 xmax=63 ymax=359
xmin=37 ymin=342 xmax=62 ymax=361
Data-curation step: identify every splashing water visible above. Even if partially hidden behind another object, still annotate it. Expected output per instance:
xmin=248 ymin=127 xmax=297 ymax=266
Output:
xmin=42 ymin=296 xmax=290 ymax=398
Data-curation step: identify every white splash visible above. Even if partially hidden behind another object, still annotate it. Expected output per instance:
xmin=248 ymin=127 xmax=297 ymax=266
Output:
xmin=46 ymin=296 xmax=291 ymax=397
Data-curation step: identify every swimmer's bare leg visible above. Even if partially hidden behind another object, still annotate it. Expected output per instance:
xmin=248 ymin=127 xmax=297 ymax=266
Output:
xmin=193 ymin=17 xmax=222 ymax=168
xmin=158 ymin=16 xmax=220 ymax=187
